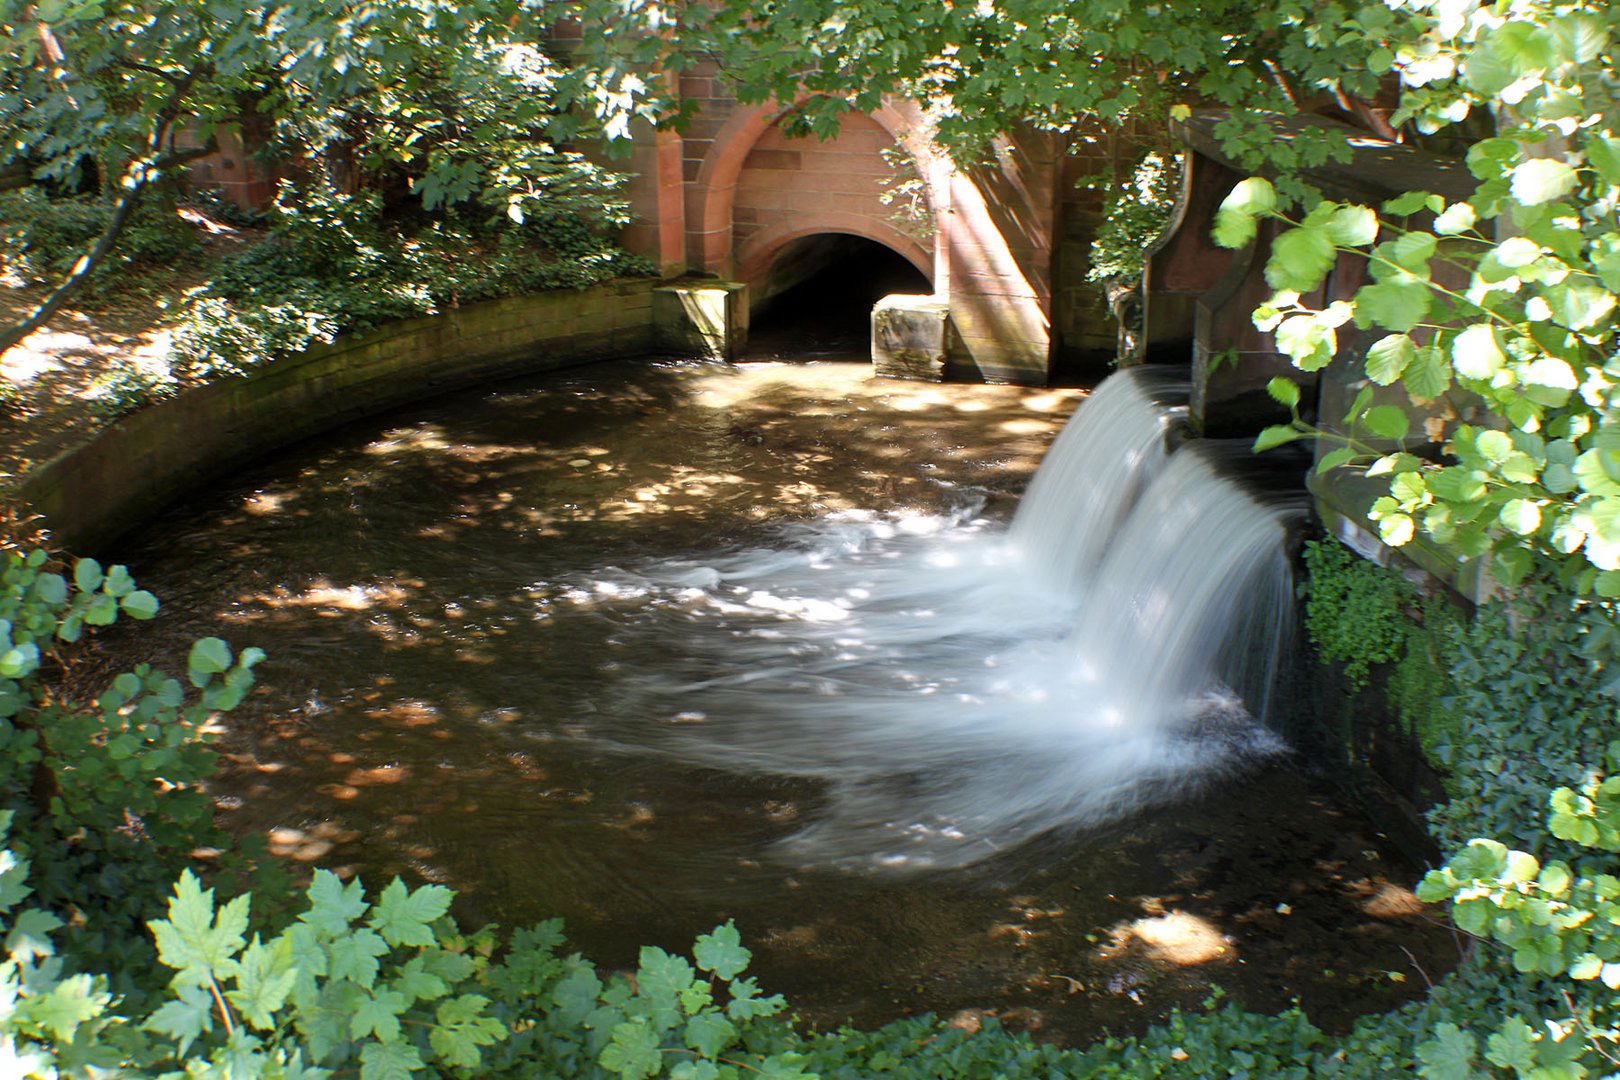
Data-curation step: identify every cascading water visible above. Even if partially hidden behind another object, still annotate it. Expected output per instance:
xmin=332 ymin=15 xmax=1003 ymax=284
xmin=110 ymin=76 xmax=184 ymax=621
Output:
xmin=1006 ymin=367 xmax=1181 ymax=596
xmin=590 ymin=367 xmax=1303 ymax=870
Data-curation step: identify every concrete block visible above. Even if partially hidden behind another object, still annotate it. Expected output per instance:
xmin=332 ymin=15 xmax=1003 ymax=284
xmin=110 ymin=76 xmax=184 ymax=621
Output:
xmin=652 ymin=281 xmax=749 ymax=360
xmin=871 ymin=294 xmax=953 ymax=382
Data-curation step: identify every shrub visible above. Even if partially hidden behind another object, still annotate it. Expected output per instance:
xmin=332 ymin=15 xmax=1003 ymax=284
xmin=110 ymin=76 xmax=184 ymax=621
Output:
xmin=89 ymin=359 xmax=180 ymax=419
xmin=1085 ymin=150 xmax=1183 ymax=288
xmin=0 ymin=189 xmax=200 ymax=289
xmin=169 ymin=185 xmax=655 ymax=381
xmin=184 ymin=187 xmax=271 ymax=229
xmin=1301 ymin=536 xmax=1472 ymax=782
xmin=1428 ymin=583 xmax=1620 ymax=856
xmin=0 ymin=549 xmax=267 ymax=1000
xmin=1300 ymin=538 xmax=1421 ymax=690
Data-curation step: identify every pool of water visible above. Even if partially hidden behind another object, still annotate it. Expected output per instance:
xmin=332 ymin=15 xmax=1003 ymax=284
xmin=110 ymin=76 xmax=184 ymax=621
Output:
xmin=101 ymin=356 xmax=1456 ymax=1041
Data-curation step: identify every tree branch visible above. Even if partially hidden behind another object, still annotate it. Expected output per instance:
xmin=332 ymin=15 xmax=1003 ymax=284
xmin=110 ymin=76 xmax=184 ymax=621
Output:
xmin=115 ymin=58 xmax=192 ymax=88
xmin=0 ymin=47 xmax=212 ymax=356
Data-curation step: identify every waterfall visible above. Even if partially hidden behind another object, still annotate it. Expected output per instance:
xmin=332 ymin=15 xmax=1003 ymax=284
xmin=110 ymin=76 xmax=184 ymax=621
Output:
xmin=584 ymin=367 xmax=1303 ymax=871
xmin=1007 ymin=366 xmax=1184 ymax=596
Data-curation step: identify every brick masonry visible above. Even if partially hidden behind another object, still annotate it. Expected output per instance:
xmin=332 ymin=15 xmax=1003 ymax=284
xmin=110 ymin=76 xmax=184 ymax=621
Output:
xmin=185 ymin=63 xmax=1134 ymax=387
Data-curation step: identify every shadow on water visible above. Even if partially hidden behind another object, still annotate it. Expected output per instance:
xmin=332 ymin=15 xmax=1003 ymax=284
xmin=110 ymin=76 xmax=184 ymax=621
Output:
xmin=97 ymin=357 xmax=1458 ymax=1041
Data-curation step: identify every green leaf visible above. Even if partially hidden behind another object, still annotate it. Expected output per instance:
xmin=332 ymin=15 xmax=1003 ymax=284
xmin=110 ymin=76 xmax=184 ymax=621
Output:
xmin=1568 ymin=953 xmax=1603 ymax=981
xmin=73 ymin=558 xmax=104 ymax=594
xmin=327 ymin=928 xmax=390 ymax=989
xmin=1478 ymin=236 xmax=1544 ymax=282
xmin=1266 ymin=376 xmax=1300 ymax=409
xmin=1326 ymin=205 xmax=1378 ymax=247
xmin=84 ymin=593 xmax=119 ymax=627
xmin=1433 ymin=202 xmax=1476 ymax=235
xmin=1383 ymin=190 xmax=1433 ymax=215
xmin=1502 ymin=849 xmax=1540 ymax=883
xmin=1472 ymin=429 xmax=1514 ymax=464
xmin=1253 ymin=425 xmax=1303 ymax=452
xmin=302 ymin=870 xmax=370 ymax=937
xmin=1417 ymin=1022 xmax=1478 ymax=1080
xmin=1365 ymin=334 xmax=1415 ymax=385
xmin=392 ymin=956 xmax=450 ymax=1004
xmin=1404 ymin=344 xmax=1452 ymax=402
xmin=1429 ymin=467 xmax=1489 ymax=503
xmin=1575 ymin=448 xmax=1620 ymax=497
xmin=1524 ymin=356 xmax=1578 ymax=407
xmin=1317 ymin=446 xmax=1356 ymax=474
xmin=1362 ymin=406 xmax=1410 ymax=441
xmin=6 ymin=907 xmax=62 ymax=964
xmin=552 ymin=966 xmax=606 ymax=1027
xmin=0 ymin=644 xmax=40 ymax=680
xmin=635 ymin=946 xmax=692 ymax=1030
xmin=144 ymin=986 xmax=215 ymax=1057
xmin=693 ymin=921 xmax=750 ymax=981
xmin=188 ymin=637 xmax=233 ymax=682
xmin=671 ymin=1063 xmax=722 ymax=1080
xmin=28 ymin=974 xmax=109 ymax=1042
xmin=1342 ymin=385 xmax=1375 ymax=427
xmin=685 ymin=1011 xmax=737 ymax=1058
xmin=1266 ymin=226 xmax=1338 ymax=292
xmin=1539 ymin=861 xmax=1573 ymax=894
xmin=360 ymin=1039 xmax=424 ymax=1080
xmin=148 ymin=871 xmax=250 ymax=990
xmin=600 ymin=1018 xmax=663 ymax=1079
xmin=1499 ymin=499 xmax=1542 ymax=535
xmin=1212 ymin=177 xmax=1276 ymax=248
xmin=1355 ymin=278 xmax=1432 ymax=333
xmin=1275 ymin=313 xmax=1337 ymax=370
xmin=431 ymin=995 xmax=505 ymax=1069
xmin=120 ymin=590 xmax=160 ymax=620
xmin=102 ymin=565 xmax=135 ymax=598
xmin=1497 ymin=545 xmax=1535 ymax=585
xmin=226 ymin=935 xmax=299 ymax=1031
xmin=351 ymin=987 xmax=409 ymax=1042
xmin=1587 ymin=135 xmax=1620 ymax=185
xmin=1511 ymin=158 xmax=1578 ymax=206
xmin=1378 ymin=513 xmax=1415 ymax=546
xmin=1484 ymin=1017 xmax=1539 ymax=1071
xmin=1389 ymin=232 xmax=1438 ymax=272
xmin=33 ymin=574 xmax=67 ymax=606
xmin=724 ymin=976 xmax=785 ymax=1021
xmin=1450 ymin=325 xmax=1505 ymax=381
xmin=1544 ymin=279 xmax=1617 ymax=331
xmin=368 ymin=878 xmax=452 ymax=949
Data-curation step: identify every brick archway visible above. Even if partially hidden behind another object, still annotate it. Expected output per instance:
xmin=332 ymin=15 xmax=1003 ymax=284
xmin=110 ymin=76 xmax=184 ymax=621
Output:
xmin=735 ymin=217 xmax=932 ymax=291
xmin=689 ymin=98 xmax=940 ymax=278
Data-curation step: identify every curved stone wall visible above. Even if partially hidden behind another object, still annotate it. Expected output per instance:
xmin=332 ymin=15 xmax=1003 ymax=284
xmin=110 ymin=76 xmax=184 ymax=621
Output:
xmin=21 ymin=280 xmax=660 ymax=555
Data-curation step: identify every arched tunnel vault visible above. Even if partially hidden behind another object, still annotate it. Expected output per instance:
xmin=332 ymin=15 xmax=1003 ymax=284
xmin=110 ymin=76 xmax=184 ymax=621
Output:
xmin=633 ymin=85 xmax=1061 ymax=382
xmin=746 ymin=232 xmax=932 ymax=358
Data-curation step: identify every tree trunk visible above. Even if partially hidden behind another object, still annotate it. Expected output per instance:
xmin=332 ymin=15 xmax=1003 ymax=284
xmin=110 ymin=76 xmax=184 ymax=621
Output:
xmin=0 ymin=141 xmax=215 ymax=358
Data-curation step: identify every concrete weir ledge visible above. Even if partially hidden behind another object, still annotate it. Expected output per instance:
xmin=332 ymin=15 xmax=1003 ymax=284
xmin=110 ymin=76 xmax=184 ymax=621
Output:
xmin=19 ymin=278 xmax=749 ymax=555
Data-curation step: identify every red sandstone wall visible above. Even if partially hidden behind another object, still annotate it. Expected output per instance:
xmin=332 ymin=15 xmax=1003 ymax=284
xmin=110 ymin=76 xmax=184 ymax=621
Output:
xmin=731 ymin=112 xmax=896 ymax=270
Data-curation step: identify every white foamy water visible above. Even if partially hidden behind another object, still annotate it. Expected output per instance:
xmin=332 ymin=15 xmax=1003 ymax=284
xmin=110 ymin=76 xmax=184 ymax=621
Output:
xmin=563 ymin=368 xmax=1299 ymax=871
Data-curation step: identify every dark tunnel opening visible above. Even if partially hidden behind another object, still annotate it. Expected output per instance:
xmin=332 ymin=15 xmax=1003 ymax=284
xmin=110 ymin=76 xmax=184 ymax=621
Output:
xmin=747 ymin=234 xmax=931 ymax=359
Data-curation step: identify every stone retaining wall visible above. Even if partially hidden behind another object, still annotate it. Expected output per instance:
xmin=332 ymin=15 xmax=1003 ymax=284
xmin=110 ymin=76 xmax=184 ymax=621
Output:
xmin=21 ymin=279 xmax=660 ymax=554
